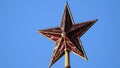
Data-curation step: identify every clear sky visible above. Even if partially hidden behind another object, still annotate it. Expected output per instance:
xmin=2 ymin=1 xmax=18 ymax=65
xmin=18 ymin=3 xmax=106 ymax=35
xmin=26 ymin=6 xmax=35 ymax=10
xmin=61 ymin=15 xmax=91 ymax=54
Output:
xmin=0 ymin=0 xmax=120 ymax=68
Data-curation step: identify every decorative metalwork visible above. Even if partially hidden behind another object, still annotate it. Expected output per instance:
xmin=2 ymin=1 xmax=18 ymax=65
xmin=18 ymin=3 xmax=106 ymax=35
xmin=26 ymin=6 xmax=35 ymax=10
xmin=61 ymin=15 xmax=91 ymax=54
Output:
xmin=38 ymin=2 xmax=97 ymax=68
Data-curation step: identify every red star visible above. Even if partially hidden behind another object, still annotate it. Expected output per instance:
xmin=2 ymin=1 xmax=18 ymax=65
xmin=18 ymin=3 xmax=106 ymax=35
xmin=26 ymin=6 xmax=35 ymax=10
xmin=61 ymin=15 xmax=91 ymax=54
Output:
xmin=38 ymin=3 xmax=97 ymax=68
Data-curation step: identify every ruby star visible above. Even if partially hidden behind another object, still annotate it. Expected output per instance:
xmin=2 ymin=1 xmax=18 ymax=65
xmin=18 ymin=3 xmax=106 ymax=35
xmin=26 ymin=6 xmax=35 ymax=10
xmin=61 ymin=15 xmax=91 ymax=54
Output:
xmin=38 ymin=3 xmax=97 ymax=68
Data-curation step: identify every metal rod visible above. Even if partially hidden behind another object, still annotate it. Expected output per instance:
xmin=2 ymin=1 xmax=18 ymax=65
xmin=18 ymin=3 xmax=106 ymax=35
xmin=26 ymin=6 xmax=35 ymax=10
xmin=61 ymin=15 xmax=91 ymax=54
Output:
xmin=65 ymin=50 xmax=71 ymax=68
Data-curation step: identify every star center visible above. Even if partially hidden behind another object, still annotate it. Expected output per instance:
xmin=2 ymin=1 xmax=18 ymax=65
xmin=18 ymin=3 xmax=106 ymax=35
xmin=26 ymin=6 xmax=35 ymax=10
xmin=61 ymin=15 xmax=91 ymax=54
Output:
xmin=61 ymin=32 xmax=66 ymax=37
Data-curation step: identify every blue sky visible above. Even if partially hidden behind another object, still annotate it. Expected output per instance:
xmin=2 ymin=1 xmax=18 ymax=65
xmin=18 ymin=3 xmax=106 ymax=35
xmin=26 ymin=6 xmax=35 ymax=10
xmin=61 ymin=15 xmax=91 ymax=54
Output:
xmin=0 ymin=0 xmax=120 ymax=68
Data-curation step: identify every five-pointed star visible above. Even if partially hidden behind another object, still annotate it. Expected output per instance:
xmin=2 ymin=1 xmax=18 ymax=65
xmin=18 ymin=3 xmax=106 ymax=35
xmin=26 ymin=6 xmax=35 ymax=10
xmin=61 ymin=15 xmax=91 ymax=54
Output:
xmin=38 ymin=3 xmax=97 ymax=68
